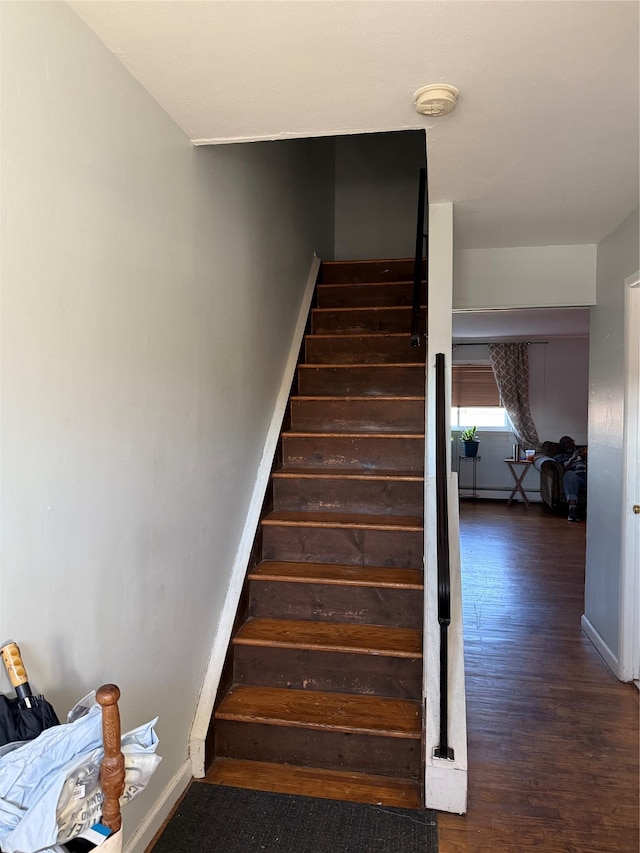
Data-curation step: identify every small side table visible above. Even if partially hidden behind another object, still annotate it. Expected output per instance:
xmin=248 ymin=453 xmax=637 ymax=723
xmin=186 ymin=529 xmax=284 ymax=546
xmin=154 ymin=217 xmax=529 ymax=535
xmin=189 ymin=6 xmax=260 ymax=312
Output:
xmin=458 ymin=455 xmax=481 ymax=502
xmin=505 ymin=459 xmax=534 ymax=507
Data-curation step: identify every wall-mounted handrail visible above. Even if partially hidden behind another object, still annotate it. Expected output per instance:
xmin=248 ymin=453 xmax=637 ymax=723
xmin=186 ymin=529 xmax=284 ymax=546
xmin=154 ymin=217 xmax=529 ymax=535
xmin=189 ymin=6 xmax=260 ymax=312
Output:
xmin=411 ymin=166 xmax=428 ymax=347
xmin=434 ymin=352 xmax=454 ymax=760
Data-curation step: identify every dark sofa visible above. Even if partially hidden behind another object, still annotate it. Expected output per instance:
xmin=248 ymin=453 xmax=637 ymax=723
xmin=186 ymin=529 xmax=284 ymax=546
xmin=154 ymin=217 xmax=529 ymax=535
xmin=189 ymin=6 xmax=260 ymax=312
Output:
xmin=534 ymin=441 xmax=587 ymax=514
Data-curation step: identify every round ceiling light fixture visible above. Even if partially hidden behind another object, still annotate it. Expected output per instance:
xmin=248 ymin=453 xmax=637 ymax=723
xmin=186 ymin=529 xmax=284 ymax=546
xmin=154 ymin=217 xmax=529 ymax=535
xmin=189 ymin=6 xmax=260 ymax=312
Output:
xmin=414 ymin=84 xmax=459 ymax=116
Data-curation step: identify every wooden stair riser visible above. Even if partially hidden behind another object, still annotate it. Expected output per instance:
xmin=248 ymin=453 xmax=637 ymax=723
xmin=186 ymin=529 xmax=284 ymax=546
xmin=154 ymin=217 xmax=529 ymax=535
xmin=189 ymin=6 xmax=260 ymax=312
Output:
xmin=290 ymin=397 xmax=424 ymax=433
xmin=316 ymin=282 xmax=427 ymax=309
xmin=204 ymin=759 xmax=422 ymax=810
xmin=320 ymin=258 xmax=423 ymax=284
xmin=232 ymin=646 xmax=422 ymax=699
xmin=312 ymin=307 xmax=426 ymax=335
xmin=282 ymin=434 xmax=424 ymax=471
xmin=272 ymin=476 xmax=423 ymax=516
xmin=248 ymin=579 xmax=423 ymax=628
xmin=298 ymin=365 xmax=424 ymax=397
xmin=261 ymin=525 xmax=424 ymax=568
xmin=305 ymin=335 xmax=426 ymax=365
xmin=215 ymin=721 xmax=421 ymax=779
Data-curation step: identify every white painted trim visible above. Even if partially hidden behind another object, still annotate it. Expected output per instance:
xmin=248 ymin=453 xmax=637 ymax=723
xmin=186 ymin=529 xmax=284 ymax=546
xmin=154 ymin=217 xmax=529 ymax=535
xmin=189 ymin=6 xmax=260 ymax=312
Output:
xmin=192 ymin=125 xmax=422 ymax=146
xmin=124 ymin=759 xmax=192 ymax=853
xmin=189 ymin=255 xmax=321 ymax=777
xmin=581 ymin=614 xmax=618 ymax=675
xmin=425 ymin=762 xmax=468 ymax=815
xmin=423 ymin=202 xmax=467 ymax=813
xmin=619 ymin=272 xmax=640 ymax=681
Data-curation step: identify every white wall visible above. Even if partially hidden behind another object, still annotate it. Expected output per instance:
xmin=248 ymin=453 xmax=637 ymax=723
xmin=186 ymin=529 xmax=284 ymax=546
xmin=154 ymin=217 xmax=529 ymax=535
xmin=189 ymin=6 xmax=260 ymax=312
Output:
xmin=334 ymin=130 xmax=425 ymax=260
xmin=585 ymin=208 xmax=640 ymax=662
xmin=0 ymin=1 xmax=334 ymax=843
xmin=454 ymin=244 xmax=597 ymax=310
xmin=452 ymin=338 xmax=589 ymax=498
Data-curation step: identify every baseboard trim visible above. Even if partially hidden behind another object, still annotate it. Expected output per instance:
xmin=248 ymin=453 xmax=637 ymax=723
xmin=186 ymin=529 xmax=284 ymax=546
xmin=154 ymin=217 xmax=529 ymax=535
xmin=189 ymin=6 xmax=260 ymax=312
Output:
xmin=581 ymin=614 xmax=618 ymax=676
xmin=189 ymin=255 xmax=321 ymax=779
xmin=124 ymin=760 xmax=192 ymax=853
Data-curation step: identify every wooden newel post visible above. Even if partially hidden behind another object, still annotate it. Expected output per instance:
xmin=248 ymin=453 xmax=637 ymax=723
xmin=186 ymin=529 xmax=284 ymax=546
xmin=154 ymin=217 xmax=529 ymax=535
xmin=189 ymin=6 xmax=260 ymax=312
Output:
xmin=96 ymin=684 xmax=125 ymax=833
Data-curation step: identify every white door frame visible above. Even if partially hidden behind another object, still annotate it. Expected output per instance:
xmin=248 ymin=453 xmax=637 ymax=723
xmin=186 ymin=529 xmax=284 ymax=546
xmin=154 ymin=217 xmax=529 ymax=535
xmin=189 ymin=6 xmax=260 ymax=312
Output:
xmin=618 ymin=270 xmax=640 ymax=683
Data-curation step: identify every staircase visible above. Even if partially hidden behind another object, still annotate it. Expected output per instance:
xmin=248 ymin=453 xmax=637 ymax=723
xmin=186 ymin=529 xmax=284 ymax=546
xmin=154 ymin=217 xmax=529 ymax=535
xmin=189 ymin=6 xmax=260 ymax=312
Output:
xmin=205 ymin=258 xmax=427 ymax=809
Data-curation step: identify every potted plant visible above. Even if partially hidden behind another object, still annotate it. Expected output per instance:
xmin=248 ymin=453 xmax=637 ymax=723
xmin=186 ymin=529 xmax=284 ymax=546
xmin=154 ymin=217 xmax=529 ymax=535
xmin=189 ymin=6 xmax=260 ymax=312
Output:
xmin=460 ymin=425 xmax=480 ymax=457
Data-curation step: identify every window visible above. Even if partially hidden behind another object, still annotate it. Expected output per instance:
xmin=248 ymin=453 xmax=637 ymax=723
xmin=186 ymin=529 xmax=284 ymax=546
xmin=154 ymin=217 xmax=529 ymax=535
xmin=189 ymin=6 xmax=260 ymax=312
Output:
xmin=451 ymin=364 xmax=510 ymax=430
xmin=451 ymin=406 xmax=510 ymax=429
xmin=452 ymin=365 xmax=500 ymax=407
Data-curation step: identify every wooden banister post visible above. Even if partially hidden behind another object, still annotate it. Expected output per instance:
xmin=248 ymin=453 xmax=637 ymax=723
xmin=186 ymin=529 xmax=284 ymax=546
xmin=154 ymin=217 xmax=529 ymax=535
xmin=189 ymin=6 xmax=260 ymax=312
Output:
xmin=97 ymin=683 xmax=125 ymax=832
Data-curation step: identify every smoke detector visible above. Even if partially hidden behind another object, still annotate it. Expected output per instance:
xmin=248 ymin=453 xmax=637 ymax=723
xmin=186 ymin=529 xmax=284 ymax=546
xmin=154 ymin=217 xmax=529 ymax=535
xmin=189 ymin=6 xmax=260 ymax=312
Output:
xmin=414 ymin=84 xmax=459 ymax=117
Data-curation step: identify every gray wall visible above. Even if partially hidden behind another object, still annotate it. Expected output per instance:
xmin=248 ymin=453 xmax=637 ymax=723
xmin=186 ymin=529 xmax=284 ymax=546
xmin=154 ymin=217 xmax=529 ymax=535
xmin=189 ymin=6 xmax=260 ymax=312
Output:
xmin=586 ymin=208 xmax=640 ymax=658
xmin=334 ymin=130 xmax=425 ymax=260
xmin=0 ymin=1 xmax=333 ymax=842
xmin=454 ymin=244 xmax=597 ymax=310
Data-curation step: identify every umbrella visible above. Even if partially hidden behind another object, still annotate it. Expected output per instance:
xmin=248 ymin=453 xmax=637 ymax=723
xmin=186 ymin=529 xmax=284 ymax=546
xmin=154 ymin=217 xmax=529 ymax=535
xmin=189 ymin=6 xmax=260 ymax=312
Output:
xmin=0 ymin=641 xmax=59 ymax=748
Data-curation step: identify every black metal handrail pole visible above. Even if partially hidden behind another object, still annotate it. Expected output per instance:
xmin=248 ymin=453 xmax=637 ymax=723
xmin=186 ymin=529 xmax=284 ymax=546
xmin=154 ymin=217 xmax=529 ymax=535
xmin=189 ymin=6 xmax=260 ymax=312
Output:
xmin=434 ymin=352 xmax=454 ymax=760
xmin=410 ymin=167 xmax=427 ymax=347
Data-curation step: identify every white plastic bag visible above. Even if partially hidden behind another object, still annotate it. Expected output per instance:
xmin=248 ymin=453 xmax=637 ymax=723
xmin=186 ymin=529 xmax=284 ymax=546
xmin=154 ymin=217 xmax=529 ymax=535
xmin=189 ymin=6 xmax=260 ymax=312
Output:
xmin=55 ymin=718 xmax=160 ymax=843
xmin=0 ymin=703 xmax=104 ymax=850
xmin=0 ymin=694 xmax=159 ymax=853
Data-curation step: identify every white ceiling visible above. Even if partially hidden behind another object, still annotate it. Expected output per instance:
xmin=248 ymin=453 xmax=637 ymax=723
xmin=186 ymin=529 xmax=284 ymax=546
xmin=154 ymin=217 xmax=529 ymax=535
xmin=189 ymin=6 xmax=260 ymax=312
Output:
xmin=70 ymin=1 xmax=639 ymax=252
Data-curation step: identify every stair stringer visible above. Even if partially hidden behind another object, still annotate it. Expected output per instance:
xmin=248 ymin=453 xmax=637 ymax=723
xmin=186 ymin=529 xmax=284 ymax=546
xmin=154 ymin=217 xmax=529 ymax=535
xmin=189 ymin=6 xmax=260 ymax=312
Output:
xmin=189 ymin=254 xmax=320 ymax=778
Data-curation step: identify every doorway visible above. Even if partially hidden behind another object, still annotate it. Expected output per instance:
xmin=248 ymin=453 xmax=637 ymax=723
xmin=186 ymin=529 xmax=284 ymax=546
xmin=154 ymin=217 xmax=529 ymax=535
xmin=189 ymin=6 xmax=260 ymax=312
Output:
xmin=451 ymin=307 xmax=590 ymax=503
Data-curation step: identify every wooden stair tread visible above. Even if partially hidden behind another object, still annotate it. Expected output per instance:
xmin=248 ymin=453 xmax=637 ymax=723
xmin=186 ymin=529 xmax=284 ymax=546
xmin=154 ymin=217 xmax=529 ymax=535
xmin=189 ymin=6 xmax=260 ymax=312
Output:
xmin=273 ymin=467 xmax=423 ymax=481
xmin=262 ymin=511 xmax=423 ymax=531
xmin=312 ymin=306 xmax=425 ymax=313
xmin=306 ymin=332 xmax=423 ymax=340
xmin=234 ymin=617 xmax=422 ymax=658
xmin=283 ymin=431 xmax=423 ymax=439
xmin=298 ymin=363 xmax=425 ymax=369
xmin=291 ymin=395 xmax=425 ymax=403
xmin=318 ymin=278 xmax=427 ymax=290
xmin=249 ymin=561 xmax=423 ymax=589
xmin=216 ymin=685 xmax=422 ymax=738
xmin=202 ymin=759 xmax=422 ymax=809
xmin=283 ymin=427 xmax=424 ymax=436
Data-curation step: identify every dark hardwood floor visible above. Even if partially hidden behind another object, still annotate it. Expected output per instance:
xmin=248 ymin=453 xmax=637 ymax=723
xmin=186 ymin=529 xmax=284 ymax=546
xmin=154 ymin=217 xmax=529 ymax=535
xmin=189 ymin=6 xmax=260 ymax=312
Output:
xmin=439 ymin=500 xmax=639 ymax=853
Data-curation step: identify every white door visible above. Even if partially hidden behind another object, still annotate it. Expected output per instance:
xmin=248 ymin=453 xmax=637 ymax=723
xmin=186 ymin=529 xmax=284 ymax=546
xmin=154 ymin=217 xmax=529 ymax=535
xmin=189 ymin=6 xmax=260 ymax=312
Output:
xmin=619 ymin=271 xmax=640 ymax=683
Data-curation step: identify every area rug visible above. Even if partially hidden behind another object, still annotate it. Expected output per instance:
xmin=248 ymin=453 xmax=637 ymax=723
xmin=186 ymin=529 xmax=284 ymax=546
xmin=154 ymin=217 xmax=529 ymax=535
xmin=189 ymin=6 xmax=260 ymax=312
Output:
xmin=151 ymin=782 xmax=438 ymax=853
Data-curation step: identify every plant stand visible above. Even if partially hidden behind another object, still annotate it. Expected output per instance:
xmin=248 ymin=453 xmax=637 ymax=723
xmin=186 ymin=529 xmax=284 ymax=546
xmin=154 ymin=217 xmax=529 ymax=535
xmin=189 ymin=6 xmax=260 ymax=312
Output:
xmin=458 ymin=455 xmax=481 ymax=502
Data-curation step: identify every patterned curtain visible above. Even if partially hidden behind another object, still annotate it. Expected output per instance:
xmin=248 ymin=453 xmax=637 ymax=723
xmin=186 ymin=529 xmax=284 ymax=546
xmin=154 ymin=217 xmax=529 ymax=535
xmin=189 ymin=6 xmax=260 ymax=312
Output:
xmin=488 ymin=343 xmax=541 ymax=450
